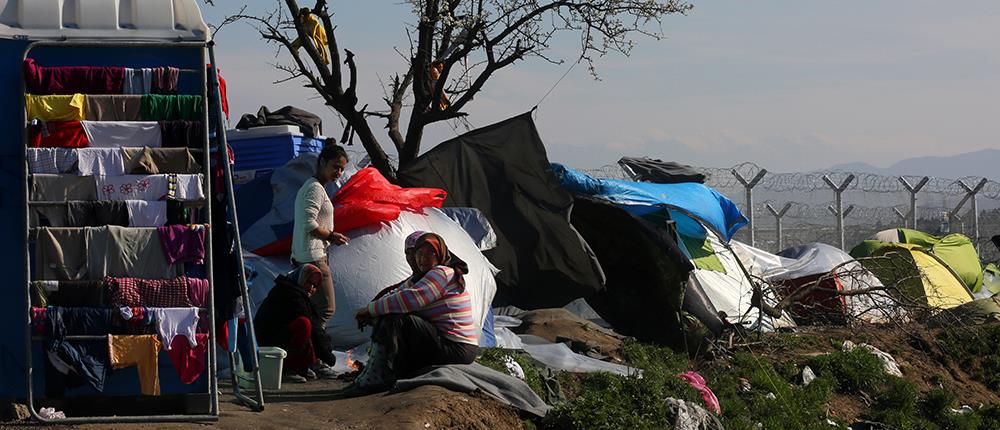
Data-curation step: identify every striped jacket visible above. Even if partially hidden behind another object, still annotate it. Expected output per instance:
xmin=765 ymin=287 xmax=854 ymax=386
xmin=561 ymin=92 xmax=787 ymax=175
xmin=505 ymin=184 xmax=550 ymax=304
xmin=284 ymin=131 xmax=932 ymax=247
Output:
xmin=367 ymin=265 xmax=478 ymax=345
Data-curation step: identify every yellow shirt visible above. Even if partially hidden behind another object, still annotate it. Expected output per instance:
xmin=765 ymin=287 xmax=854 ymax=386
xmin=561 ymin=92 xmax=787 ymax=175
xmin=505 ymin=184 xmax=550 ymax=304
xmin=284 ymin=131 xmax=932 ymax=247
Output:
xmin=25 ymin=94 xmax=87 ymax=121
xmin=304 ymin=14 xmax=330 ymax=65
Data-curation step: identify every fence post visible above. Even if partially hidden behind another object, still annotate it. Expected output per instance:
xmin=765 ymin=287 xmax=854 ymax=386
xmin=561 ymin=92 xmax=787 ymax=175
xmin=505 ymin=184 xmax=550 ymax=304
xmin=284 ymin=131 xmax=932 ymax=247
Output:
xmin=823 ymin=174 xmax=856 ymax=250
xmin=950 ymin=178 xmax=988 ymax=254
xmin=899 ymin=176 xmax=929 ymax=230
xmin=892 ymin=207 xmax=908 ymax=228
xmin=732 ymin=168 xmax=767 ymax=247
xmin=765 ymin=203 xmax=792 ymax=252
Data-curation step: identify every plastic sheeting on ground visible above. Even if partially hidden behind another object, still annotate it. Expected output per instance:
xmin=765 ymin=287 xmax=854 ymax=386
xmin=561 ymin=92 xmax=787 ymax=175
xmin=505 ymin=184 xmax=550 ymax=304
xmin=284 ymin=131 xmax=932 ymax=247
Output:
xmin=518 ymin=335 xmax=639 ymax=377
xmin=244 ymin=207 xmax=498 ymax=348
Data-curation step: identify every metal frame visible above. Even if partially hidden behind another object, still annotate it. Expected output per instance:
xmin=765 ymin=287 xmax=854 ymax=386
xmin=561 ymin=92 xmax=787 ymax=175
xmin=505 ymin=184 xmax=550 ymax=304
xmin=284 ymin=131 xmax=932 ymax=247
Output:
xmin=19 ymin=40 xmax=228 ymax=424
xmin=207 ymin=41 xmax=266 ymax=412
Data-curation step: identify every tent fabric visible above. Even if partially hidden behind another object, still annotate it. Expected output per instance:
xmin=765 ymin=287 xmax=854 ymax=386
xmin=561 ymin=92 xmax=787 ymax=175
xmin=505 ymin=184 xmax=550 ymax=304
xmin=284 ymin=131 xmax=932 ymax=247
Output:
xmin=438 ymin=208 xmax=498 ymax=251
xmin=551 ymin=163 xmax=747 ymax=242
xmin=858 ymin=244 xmax=973 ymax=310
xmin=856 ymin=229 xmax=983 ymax=293
xmin=397 ymin=113 xmax=605 ymax=309
xmin=617 ymin=156 xmax=707 ymax=184
xmin=245 ymin=208 xmax=498 ymax=348
xmin=331 ymin=167 xmax=446 ymax=233
xmin=981 ymin=264 xmax=1000 ymax=299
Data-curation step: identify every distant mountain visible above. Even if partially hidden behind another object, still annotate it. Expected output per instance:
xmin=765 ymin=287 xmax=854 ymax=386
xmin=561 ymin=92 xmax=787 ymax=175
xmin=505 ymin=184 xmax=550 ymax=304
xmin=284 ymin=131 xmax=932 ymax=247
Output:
xmin=826 ymin=149 xmax=1000 ymax=180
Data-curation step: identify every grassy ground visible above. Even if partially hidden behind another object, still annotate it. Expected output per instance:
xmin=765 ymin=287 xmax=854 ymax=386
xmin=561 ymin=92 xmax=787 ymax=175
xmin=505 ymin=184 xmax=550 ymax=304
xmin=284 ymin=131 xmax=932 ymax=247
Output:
xmin=477 ymin=323 xmax=1000 ymax=430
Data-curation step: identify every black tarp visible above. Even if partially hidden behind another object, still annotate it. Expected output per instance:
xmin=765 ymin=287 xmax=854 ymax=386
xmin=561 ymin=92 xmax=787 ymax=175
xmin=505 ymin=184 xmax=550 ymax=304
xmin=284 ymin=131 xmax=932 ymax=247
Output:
xmin=618 ymin=156 xmax=707 ymax=184
xmin=236 ymin=105 xmax=323 ymax=138
xmin=397 ymin=113 xmax=605 ymax=308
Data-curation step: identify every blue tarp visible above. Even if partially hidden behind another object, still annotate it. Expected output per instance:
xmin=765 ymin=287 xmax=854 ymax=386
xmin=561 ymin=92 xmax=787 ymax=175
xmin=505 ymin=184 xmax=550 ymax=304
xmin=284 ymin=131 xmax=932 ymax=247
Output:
xmin=551 ymin=163 xmax=747 ymax=242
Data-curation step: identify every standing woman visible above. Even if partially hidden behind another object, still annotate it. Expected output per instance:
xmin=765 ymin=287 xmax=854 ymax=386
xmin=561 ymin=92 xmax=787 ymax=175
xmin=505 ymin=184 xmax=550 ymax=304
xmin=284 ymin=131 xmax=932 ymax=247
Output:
xmin=292 ymin=144 xmax=349 ymax=333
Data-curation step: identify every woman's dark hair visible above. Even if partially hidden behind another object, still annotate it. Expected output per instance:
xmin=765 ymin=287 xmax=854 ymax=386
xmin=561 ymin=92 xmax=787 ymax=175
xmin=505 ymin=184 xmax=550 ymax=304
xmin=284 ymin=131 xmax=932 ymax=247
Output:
xmin=318 ymin=144 xmax=348 ymax=168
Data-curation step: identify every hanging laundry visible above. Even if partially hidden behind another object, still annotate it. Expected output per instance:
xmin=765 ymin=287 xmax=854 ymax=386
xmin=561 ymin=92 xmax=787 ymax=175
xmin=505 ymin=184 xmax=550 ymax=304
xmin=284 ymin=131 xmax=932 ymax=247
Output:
xmin=166 ymin=333 xmax=209 ymax=384
xmin=123 ymin=68 xmax=153 ymax=94
xmin=125 ymin=200 xmax=168 ymax=227
xmin=187 ymin=277 xmax=210 ymax=308
xmin=45 ymin=339 xmax=109 ymax=394
xmin=86 ymin=225 xmax=180 ymax=280
xmin=24 ymin=59 xmax=126 ymax=95
xmin=48 ymin=307 xmax=117 ymax=336
xmin=26 ymin=94 xmax=87 ymax=121
xmin=140 ymin=94 xmax=203 ymax=121
xmin=150 ymin=307 xmax=199 ymax=350
xmin=122 ymin=147 xmax=201 ymax=174
xmin=85 ymin=95 xmax=143 ymax=121
xmin=217 ymin=68 xmax=229 ymax=120
xmin=30 ymin=280 xmax=105 ymax=307
xmin=81 ymin=121 xmax=162 ymax=148
xmin=291 ymin=11 xmax=330 ymax=64
xmin=159 ymin=120 xmax=205 ymax=148
xmin=151 ymin=67 xmax=181 ymax=93
xmin=27 ymin=148 xmax=79 ymax=174
xmin=108 ymin=335 xmax=162 ymax=396
xmin=157 ymin=225 xmax=206 ymax=264
xmin=31 ymin=174 xmax=98 ymax=201
xmin=35 ymin=227 xmax=89 ymax=281
xmin=75 ymin=148 xmax=126 ymax=176
xmin=105 ymin=276 xmax=196 ymax=308
xmin=29 ymin=120 xmax=90 ymax=148
xmin=95 ymin=174 xmax=205 ymax=201
xmin=66 ymin=200 xmax=129 ymax=227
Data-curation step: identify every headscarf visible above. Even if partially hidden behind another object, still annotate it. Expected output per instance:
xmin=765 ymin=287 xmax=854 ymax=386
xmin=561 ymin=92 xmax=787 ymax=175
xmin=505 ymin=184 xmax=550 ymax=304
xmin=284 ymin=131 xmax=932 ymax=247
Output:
xmin=409 ymin=232 xmax=469 ymax=278
xmin=288 ymin=263 xmax=323 ymax=291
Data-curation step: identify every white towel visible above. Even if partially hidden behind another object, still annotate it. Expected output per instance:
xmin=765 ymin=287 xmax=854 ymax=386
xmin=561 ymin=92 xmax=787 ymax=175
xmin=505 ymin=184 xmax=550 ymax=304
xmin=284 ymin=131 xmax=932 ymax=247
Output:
xmin=27 ymin=148 xmax=78 ymax=174
xmin=123 ymin=68 xmax=153 ymax=94
xmin=151 ymin=307 xmax=200 ymax=350
xmin=95 ymin=174 xmax=204 ymax=201
xmin=76 ymin=148 xmax=125 ymax=176
xmin=125 ymin=200 xmax=167 ymax=227
xmin=81 ymin=121 xmax=162 ymax=148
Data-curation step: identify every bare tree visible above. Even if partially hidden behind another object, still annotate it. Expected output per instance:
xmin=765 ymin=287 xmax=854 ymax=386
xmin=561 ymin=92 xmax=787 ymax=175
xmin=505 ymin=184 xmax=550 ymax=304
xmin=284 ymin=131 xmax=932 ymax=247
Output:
xmin=228 ymin=0 xmax=693 ymax=181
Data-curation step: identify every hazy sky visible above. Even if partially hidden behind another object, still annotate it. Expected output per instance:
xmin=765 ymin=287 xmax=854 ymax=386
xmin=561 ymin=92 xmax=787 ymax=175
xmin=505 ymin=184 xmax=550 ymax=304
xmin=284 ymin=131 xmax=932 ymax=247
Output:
xmin=203 ymin=1 xmax=1000 ymax=171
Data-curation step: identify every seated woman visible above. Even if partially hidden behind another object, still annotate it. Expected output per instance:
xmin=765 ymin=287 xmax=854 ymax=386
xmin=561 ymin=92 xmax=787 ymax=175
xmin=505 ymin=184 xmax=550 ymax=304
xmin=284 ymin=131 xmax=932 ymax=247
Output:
xmin=254 ymin=264 xmax=337 ymax=383
xmin=354 ymin=231 xmax=478 ymax=381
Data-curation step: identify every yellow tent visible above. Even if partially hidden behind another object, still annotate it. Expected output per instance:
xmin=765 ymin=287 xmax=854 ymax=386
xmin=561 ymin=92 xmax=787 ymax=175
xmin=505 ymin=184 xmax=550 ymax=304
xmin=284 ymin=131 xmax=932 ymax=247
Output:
xmin=862 ymin=243 xmax=973 ymax=310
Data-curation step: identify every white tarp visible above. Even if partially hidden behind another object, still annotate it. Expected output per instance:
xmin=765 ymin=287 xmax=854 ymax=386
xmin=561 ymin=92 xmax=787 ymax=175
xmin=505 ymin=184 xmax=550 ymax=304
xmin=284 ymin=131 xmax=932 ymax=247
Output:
xmin=245 ymin=208 xmax=499 ymax=348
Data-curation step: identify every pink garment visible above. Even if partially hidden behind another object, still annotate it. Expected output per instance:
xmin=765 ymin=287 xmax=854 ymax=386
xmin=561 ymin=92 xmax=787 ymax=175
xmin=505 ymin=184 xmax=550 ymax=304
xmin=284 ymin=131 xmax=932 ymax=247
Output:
xmin=24 ymin=58 xmax=126 ymax=95
xmin=156 ymin=225 xmax=206 ymax=264
xmin=187 ymin=277 xmax=210 ymax=308
xmin=679 ymin=371 xmax=721 ymax=415
xmin=165 ymin=333 xmax=209 ymax=384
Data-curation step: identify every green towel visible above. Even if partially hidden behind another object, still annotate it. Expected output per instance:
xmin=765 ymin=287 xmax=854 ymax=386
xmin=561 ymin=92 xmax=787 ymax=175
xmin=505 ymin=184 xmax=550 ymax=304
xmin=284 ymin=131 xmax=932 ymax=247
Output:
xmin=140 ymin=94 xmax=203 ymax=120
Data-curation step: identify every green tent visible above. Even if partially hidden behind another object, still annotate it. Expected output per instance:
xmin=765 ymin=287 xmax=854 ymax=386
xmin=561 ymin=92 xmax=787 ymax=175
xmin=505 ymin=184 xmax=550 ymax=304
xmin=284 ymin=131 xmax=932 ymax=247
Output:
xmin=853 ymin=228 xmax=983 ymax=293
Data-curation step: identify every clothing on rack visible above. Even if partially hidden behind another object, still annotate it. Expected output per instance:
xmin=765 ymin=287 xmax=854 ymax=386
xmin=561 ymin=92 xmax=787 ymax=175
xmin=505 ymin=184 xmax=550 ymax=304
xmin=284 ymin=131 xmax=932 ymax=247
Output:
xmin=188 ymin=277 xmax=210 ymax=308
xmin=123 ymin=68 xmax=153 ymax=94
xmin=35 ymin=227 xmax=89 ymax=281
xmin=156 ymin=225 xmax=206 ymax=264
xmin=159 ymin=120 xmax=205 ymax=148
xmin=84 ymin=95 xmax=143 ymax=121
xmin=122 ymin=147 xmax=201 ymax=174
xmin=48 ymin=307 xmax=117 ymax=337
xmin=24 ymin=59 xmax=125 ymax=95
xmin=26 ymin=94 xmax=87 ymax=121
xmin=45 ymin=338 xmax=109 ymax=395
xmin=108 ymin=335 xmax=161 ymax=396
xmin=67 ymin=201 xmax=129 ymax=227
xmin=75 ymin=148 xmax=126 ymax=176
xmin=29 ymin=120 xmax=90 ymax=148
xmin=31 ymin=174 xmax=98 ymax=201
xmin=81 ymin=121 xmax=162 ymax=148
xmin=95 ymin=174 xmax=205 ymax=201
xmin=31 ymin=280 xmax=105 ymax=307
xmin=151 ymin=67 xmax=180 ymax=93
xmin=166 ymin=333 xmax=209 ymax=384
xmin=140 ymin=94 xmax=203 ymax=121
xmin=150 ymin=307 xmax=199 ymax=350
xmin=125 ymin=200 xmax=168 ymax=227
xmin=27 ymin=148 xmax=78 ymax=174
xmin=105 ymin=276 xmax=196 ymax=308
xmin=87 ymin=225 xmax=181 ymax=280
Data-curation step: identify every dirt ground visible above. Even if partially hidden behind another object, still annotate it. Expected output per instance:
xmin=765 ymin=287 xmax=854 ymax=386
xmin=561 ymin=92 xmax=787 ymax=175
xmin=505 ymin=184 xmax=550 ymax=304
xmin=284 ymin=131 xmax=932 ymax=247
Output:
xmin=3 ymin=378 xmax=525 ymax=430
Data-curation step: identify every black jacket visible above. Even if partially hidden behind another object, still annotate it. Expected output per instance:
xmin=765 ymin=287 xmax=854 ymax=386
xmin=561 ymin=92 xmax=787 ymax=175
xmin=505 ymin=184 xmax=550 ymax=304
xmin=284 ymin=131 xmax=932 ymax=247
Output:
xmin=253 ymin=275 xmax=335 ymax=365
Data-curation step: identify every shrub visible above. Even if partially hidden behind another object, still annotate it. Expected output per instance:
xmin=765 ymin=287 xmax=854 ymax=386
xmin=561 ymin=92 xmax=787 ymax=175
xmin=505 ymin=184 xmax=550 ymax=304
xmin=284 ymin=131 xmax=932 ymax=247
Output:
xmin=807 ymin=347 xmax=887 ymax=394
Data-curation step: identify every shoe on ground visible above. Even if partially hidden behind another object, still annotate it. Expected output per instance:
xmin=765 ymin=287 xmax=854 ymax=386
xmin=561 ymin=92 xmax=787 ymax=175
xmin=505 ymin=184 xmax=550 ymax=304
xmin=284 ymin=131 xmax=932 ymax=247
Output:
xmin=304 ymin=368 xmax=318 ymax=380
xmin=312 ymin=362 xmax=338 ymax=379
xmin=283 ymin=373 xmax=308 ymax=383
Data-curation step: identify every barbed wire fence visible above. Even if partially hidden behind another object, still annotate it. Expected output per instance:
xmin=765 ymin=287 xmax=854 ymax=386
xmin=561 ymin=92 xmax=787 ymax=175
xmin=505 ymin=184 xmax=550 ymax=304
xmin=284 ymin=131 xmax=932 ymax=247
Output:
xmin=582 ymin=161 xmax=1000 ymax=264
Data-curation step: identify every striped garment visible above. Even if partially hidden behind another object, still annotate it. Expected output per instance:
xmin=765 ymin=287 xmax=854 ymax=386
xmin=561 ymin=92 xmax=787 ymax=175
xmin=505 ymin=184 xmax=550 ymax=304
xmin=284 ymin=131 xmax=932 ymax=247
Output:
xmin=367 ymin=266 xmax=478 ymax=345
